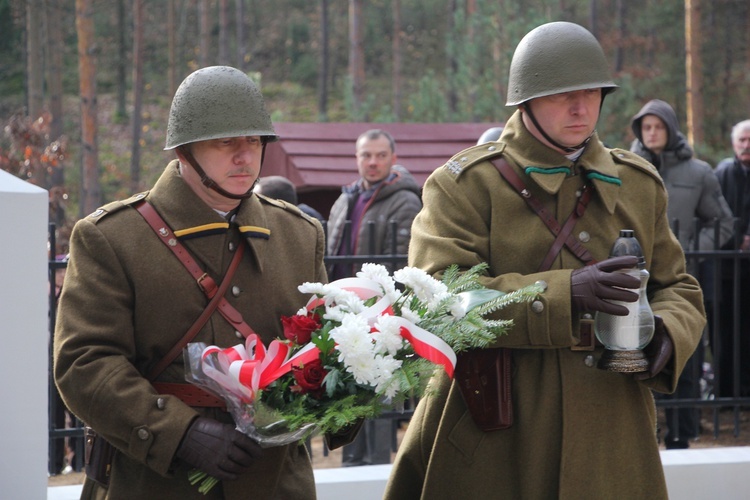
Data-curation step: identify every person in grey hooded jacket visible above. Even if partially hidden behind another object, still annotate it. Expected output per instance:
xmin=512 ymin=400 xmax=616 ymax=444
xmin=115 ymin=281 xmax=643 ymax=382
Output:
xmin=631 ymin=99 xmax=733 ymax=449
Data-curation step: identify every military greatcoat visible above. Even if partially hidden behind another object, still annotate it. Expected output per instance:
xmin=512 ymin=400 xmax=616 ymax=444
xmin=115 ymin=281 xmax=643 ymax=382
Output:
xmin=384 ymin=111 xmax=705 ymax=499
xmin=54 ymin=162 xmax=327 ymax=499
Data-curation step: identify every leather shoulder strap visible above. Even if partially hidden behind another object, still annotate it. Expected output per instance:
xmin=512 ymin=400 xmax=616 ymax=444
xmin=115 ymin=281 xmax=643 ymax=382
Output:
xmin=490 ymin=157 xmax=596 ymax=271
xmin=133 ymin=200 xmax=250 ymax=381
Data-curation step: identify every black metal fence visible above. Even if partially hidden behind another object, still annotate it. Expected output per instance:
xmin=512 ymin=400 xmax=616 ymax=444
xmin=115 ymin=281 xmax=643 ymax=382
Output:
xmin=47 ymin=219 xmax=750 ymax=475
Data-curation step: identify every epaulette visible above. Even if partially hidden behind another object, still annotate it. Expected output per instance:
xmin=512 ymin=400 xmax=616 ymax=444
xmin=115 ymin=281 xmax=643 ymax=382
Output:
xmin=610 ymin=148 xmax=663 ymax=184
xmin=442 ymin=142 xmax=506 ymax=177
xmin=256 ymin=194 xmax=317 ymax=225
xmin=85 ymin=192 xmax=149 ymax=223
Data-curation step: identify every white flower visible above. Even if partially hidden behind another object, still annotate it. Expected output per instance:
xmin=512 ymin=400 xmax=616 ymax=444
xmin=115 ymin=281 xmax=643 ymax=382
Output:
xmin=448 ymin=298 xmax=466 ymax=319
xmin=330 ymin=314 xmax=374 ymax=370
xmin=395 ymin=267 xmax=448 ymax=303
xmin=372 ymin=355 xmax=403 ymax=395
xmin=298 ymin=282 xmax=330 ymax=295
xmin=427 ymin=290 xmax=455 ymax=313
xmin=371 ymin=316 xmax=405 ymax=355
xmin=345 ymin=351 xmax=379 ymax=385
xmin=400 ymin=305 xmax=422 ymax=324
xmin=358 ymin=263 xmax=400 ymax=301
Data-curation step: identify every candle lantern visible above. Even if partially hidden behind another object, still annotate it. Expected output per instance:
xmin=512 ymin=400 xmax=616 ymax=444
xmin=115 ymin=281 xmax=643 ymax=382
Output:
xmin=594 ymin=230 xmax=655 ymax=372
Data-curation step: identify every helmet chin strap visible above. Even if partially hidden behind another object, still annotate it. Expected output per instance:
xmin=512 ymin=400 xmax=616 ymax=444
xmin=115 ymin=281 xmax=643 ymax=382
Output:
xmin=522 ymin=93 xmax=608 ymax=154
xmin=178 ymin=143 xmax=268 ymax=200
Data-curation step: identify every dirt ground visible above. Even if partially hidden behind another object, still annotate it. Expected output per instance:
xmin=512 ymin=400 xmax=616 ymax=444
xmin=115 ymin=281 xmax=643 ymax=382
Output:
xmin=48 ymin=408 xmax=750 ymax=488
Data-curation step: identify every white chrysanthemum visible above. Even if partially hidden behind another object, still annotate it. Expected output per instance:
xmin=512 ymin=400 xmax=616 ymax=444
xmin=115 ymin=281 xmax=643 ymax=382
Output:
xmin=427 ymin=290 xmax=455 ymax=313
xmin=372 ymin=355 xmax=403 ymax=395
xmin=343 ymin=350 xmax=379 ymax=385
xmin=394 ymin=267 xmax=448 ymax=303
xmin=327 ymin=288 xmax=366 ymax=313
xmin=448 ymin=297 xmax=467 ymax=319
xmin=371 ymin=316 xmax=405 ymax=355
xmin=330 ymin=314 xmax=373 ymax=366
xmin=358 ymin=264 xmax=399 ymax=300
xmin=298 ymin=282 xmax=330 ymax=295
xmin=400 ymin=305 xmax=422 ymax=324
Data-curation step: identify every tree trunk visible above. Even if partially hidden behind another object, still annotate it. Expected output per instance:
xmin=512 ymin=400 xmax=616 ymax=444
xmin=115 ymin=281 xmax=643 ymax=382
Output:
xmin=168 ymin=0 xmax=177 ymax=96
xmin=130 ymin=0 xmax=144 ymax=193
xmin=116 ymin=0 xmax=128 ymax=121
xmin=446 ymin=0 xmax=459 ymax=115
xmin=392 ymin=0 xmax=402 ymax=121
xmin=685 ymin=0 xmax=704 ymax=146
xmin=45 ymin=0 xmax=64 ymax=140
xmin=236 ymin=0 xmax=246 ymax=70
xmin=613 ymin=0 xmax=626 ymax=72
xmin=26 ymin=0 xmax=45 ymax=119
xmin=75 ymin=0 xmax=101 ymax=217
xmin=588 ymin=0 xmax=598 ymax=38
xmin=348 ymin=0 xmax=365 ymax=119
xmin=219 ymin=0 xmax=229 ymax=65
xmin=318 ymin=0 xmax=329 ymax=121
xmin=200 ymin=0 xmax=211 ymax=67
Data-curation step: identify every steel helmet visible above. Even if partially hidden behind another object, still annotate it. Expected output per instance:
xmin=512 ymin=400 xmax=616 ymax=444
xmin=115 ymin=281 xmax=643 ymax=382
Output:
xmin=477 ymin=126 xmax=505 ymax=145
xmin=164 ymin=66 xmax=278 ymax=150
xmin=506 ymin=22 xmax=618 ymax=106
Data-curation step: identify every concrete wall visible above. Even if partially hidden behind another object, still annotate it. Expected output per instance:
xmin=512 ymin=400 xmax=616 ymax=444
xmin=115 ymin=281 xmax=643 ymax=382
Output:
xmin=0 ymin=170 xmax=49 ymax=499
xmin=48 ymin=447 xmax=750 ymax=500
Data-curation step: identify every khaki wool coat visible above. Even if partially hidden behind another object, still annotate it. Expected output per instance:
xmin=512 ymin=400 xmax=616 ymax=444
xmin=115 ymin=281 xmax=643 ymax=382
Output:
xmin=54 ymin=162 xmax=327 ymax=500
xmin=384 ymin=111 xmax=705 ymax=500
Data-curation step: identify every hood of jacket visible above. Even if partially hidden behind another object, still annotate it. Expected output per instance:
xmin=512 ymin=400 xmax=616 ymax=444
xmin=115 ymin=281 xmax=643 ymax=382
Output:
xmin=630 ymin=99 xmax=693 ymax=163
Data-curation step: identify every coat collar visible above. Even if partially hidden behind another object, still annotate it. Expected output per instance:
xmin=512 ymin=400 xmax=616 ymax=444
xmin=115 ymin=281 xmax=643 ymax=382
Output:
xmin=147 ymin=161 xmax=271 ymax=272
xmin=501 ymin=110 xmax=622 ymax=214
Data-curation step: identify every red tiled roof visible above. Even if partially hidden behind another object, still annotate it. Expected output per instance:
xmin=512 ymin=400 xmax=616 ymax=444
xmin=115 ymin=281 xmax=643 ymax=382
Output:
xmin=262 ymin=122 xmax=500 ymax=192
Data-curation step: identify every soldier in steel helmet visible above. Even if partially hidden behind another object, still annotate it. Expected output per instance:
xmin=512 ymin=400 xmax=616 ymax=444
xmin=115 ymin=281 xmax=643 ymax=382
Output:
xmin=385 ymin=22 xmax=704 ymax=499
xmin=54 ymin=66 xmax=326 ymax=499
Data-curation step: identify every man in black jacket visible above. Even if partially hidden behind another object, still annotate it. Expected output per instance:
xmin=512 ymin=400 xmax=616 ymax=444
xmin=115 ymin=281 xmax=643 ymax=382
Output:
xmin=714 ymin=119 xmax=750 ymax=398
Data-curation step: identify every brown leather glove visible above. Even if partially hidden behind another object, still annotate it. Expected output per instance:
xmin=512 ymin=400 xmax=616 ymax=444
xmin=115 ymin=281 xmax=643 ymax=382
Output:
xmin=175 ymin=417 xmax=262 ymax=480
xmin=570 ymin=256 xmax=640 ymax=315
xmin=634 ymin=315 xmax=674 ymax=380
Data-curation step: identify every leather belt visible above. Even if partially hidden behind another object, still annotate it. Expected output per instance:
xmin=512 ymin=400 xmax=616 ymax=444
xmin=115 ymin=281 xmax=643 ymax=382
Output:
xmin=153 ymin=382 xmax=226 ymax=409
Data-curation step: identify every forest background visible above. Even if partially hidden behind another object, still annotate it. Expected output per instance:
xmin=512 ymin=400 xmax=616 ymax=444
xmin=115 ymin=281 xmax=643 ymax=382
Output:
xmin=1 ymin=0 xmax=749 ymax=254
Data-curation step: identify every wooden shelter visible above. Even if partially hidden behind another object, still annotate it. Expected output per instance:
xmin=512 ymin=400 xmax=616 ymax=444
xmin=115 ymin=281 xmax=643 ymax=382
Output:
xmin=262 ymin=122 xmax=500 ymax=217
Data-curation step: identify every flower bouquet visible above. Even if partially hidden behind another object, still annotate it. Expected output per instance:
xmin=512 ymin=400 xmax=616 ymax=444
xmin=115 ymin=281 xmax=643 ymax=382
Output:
xmin=184 ymin=263 xmax=543 ymax=493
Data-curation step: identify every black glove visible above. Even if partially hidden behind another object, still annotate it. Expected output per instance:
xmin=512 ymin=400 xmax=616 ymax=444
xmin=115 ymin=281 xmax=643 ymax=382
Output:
xmin=570 ymin=256 xmax=640 ymax=315
xmin=175 ymin=417 xmax=262 ymax=481
xmin=634 ymin=315 xmax=674 ymax=380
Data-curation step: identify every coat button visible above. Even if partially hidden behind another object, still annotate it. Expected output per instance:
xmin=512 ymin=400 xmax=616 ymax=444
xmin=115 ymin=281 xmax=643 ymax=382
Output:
xmin=584 ymin=355 xmax=595 ymax=367
xmin=579 ymin=231 xmax=590 ymax=243
xmin=235 ymin=330 xmax=243 ymax=339
xmin=228 ymin=242 xmax=235 ymax=252
xmin=232 ymin=285 xmax=241 ymax=297
xmin=156 ymin=398 xmax=166 ymax=410
xmin=138 ymin=428 xmax=150 ymax=440
xmin=531 ymin=300 xmax=544 ymax=313
xmin=534 ymin=280 xmax=548 ymax=291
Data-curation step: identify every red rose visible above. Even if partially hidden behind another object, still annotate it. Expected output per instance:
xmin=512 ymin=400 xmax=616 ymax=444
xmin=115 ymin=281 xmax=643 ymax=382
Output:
xmin=281 ymin=314 xmax=321 ymax=345
xmin=291 ymin=359 xmax=328 ymax=398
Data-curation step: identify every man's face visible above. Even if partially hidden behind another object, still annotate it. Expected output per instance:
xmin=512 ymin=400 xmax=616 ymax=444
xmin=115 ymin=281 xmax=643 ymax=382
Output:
xmin=356 ymin=135 xmax=396 ymax=189
xmin=178 ymin=136 xmax=263 ymax=210
xmin=641 ymin=115 xmax=668 ymax=155
xmin=523 ymin=89 xmax=602 ymax=154
xmin=733 ymin=128 xmax=750 ymax=167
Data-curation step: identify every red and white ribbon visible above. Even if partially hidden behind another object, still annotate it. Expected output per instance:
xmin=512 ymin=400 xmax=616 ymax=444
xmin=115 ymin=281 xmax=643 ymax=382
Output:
xmin=201 ymin=333 xmax=320 ymax=403
xmin=306 ymin=276 xmax=457 ymax=377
